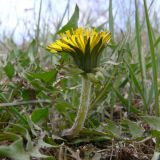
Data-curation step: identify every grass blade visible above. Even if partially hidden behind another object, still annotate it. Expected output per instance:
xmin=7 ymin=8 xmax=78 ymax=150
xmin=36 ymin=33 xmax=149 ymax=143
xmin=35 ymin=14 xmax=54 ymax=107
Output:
xmin=135 ymin=0 xmax=147 ymax=95
xmin=109 ymin=0 xmax=114 ymax=40
xmin=125 ymin=60 xmax=148 ymax=112
xmin=143 ymin=0 xmax=159 ymax=116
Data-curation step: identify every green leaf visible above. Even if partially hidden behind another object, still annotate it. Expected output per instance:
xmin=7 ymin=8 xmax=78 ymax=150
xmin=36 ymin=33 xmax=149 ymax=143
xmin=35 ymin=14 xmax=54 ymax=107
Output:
xmin=61 ymin=64 xmax=84 ymax=75
xmin=123 ymin=120 xmax=144 ymax=139
xmin=4 ymin=62 xmax=15 ymax=79
xmin=55 ymin=100 xmax=74 ymax=113
xmin=105 ymin=120 xmax=121 ymax=138
xmin=6 ymin=124 xmax=31 ymax=140
xmin=57 ymin=4 xmax=79 ymax=34
xmin=0 ymin=136 xmax=53 ymax=160
xmin=151 ymin=130 xmax=160 ymax=138
xmin=143 ymin=116 xmax=160 ymax=131
xmin=9 ymin=107 xmax=28 ymax=125
xmin=27 ymin=69 xmax=57 ymax=83
xmin=70 ymin=136 xmax=110 ymax=144
xmin=0 ymin=132 xmax=20 ymax=142
xmin=18 ymin=50 xmax=30 ymax=67
xmin=89 ymin=69 xmax=115 ymax=111
xmin=0 ymin=138 xmax=30 ymax=160
xmin=31 ymin=108 xmax=49 ymax=124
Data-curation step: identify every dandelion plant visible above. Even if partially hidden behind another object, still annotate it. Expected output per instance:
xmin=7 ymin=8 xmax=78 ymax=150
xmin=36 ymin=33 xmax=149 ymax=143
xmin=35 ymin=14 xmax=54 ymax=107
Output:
xmin=47 ymin=28 xmax=111 ymax=138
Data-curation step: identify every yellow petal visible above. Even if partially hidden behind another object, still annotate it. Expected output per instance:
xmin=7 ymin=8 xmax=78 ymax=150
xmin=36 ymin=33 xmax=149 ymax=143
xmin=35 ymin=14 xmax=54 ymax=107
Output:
xmin=70 ymin=35 xmax=79 ymax=47
xmin=62 ymin=37 xmax=76 ymax=47
xmin=56 ymin=40 xmax=75 ymax=53
xmin=47 ymin=28 xmax=111 ymax=55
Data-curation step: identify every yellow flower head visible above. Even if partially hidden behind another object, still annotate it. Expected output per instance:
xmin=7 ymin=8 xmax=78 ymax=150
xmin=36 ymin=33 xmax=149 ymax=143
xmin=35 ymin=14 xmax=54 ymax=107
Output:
xmin=47 ymin=28 xmax=111 ymax=72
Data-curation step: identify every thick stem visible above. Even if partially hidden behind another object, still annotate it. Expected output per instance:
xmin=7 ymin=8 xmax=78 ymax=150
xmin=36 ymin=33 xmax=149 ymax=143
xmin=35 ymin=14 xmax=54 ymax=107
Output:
xmin=61 ymin=75 xmax=92 ymax=138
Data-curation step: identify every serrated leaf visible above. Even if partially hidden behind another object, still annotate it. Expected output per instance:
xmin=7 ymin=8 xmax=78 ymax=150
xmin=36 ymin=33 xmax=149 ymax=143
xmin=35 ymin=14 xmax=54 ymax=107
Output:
xmin=57 ymin=4 xmax=79 ymax=34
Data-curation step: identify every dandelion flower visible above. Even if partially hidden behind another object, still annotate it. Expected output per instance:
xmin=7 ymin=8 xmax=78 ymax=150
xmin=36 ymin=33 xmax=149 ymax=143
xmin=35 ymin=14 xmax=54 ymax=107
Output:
xmin=47 ymin=28 xmax=111 ymax=73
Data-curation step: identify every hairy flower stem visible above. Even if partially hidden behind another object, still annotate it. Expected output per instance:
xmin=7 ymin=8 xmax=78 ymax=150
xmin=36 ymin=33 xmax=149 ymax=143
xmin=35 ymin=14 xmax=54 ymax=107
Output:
xmin=62 ymin=75 xmax=92 ymax=138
